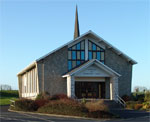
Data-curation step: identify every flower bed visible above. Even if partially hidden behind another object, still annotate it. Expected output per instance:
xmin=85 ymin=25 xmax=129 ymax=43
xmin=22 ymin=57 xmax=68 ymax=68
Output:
xmin=10 ymin=93 xmax=116 ymax=119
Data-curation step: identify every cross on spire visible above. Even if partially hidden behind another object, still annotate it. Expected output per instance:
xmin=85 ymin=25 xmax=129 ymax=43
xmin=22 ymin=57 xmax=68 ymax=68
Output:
xmin=74 ymin=5 xmax=80 ymax=39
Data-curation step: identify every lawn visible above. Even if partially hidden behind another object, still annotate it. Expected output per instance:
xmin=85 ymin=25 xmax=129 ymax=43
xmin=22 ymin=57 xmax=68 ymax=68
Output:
xmin=0 ymin=97 xmax=18 ymax=105
xmin=0 ymin=90 xmax=19 ymax=105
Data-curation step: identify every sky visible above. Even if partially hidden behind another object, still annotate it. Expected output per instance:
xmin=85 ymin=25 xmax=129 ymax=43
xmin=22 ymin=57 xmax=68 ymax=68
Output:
xmin=0 ymin=0 xmax=149 ymax=90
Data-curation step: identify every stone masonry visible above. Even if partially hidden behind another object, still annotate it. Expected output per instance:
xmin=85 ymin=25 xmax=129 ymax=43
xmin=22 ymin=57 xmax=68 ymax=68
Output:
xmin=37 ymin=46 xmax=68 ymax=96
xmin=105 ymin=47 xmax=132 ymax=97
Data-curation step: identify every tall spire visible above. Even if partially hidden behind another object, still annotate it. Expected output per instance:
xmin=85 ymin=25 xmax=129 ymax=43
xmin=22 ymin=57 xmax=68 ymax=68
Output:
xmin=74 ymin=5 xmax=80 ymax=39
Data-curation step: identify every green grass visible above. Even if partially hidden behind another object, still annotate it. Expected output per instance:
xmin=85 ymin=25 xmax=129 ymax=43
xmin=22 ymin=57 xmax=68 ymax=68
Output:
xmin=0 ymin=90 xmax=19 ymax=105
xmin=0 ymin=97 xmax=18 ymax=105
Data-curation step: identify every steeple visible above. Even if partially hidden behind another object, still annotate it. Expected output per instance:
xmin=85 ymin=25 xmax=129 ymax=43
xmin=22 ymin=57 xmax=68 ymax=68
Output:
xmin=74 ymin=5 xmax=80 ymax=39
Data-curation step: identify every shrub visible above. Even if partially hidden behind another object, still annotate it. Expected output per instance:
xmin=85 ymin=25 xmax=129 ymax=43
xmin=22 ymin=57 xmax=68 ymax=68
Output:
xmin=132 ymin=92 xmax=145 ymax=102
xmin=142 ymin=102 xmax=150 ymax=110
xmin=13 ymin=96 xmax=115 ymax=118
xmin=134 ymin=104 xmax=143 ymax=110
xmin=126 ymin=101 xmax=137 ymax=109
xmin=50 ymin=94 xmax=68 ymax=100
xmin=31 ymin=99 xmax=49 ymax=111
xmin=0 ymin=90 xmax=19 ymax=97
xmin=144 ymin=91 xmax=150 ymax=102
xmin=14 ymin=99 xmax=34 ymax=111
xmin=38 ymin=99 xmax=88 ymax=117
xmin=137 ymin=94 xmax=145 ymax=102
xmin=122 ymin=95 xmax=131 ymax=102
xmin=14 ymin=98 xmax=49 ymax=111
xmin=130 ymin=93 xmax=137 ymax=101
xmin=36 ymin=92 xmax=51 ymax=100
xmin=85 ymin=100 xmax=109 ymax=112
xmin=80 ymin=98 xmax=86 ymax=104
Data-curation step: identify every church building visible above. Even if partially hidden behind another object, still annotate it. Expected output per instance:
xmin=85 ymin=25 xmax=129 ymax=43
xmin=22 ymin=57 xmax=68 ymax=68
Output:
xmin=17 ymin=7 xmax=137 ymax=100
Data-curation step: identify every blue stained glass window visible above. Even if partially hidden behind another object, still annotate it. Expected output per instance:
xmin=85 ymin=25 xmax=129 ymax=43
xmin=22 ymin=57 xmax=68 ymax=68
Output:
xmin=88 ymin=51 xmax=92 ymax=60
xmin=97 ymin=52 xmax=101 ymax=60
xmin=68 ymin=61 xmax=72 ymax=70
xmin=81 ymin=51 xmax=85 ymax=60
xmin=72 ymin=51 xmax=76 ymax=59
xmin=76 ymin=43 xmax=80 ymax=50
xmin=77 ymin=61 xmax=81 ymax=66
xmin=68 ymin=40 xmax=85 ymax=71
xmin=72 ymin=61 xmax=76 ymax=68
xmin=92 ymin=44 xmax=96 ymax=50
xmin=81 ymin=41 xmax=84 ymax=50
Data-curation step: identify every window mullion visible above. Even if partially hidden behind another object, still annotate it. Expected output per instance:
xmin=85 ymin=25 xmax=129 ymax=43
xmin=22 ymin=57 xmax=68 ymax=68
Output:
xmin=85 ymin=39 xmax=88 ymax=60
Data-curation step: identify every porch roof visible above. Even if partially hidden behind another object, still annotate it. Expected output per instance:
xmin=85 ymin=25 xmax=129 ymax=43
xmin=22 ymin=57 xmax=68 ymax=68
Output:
xmin=62 ymin=59 xmax=121 ymax=77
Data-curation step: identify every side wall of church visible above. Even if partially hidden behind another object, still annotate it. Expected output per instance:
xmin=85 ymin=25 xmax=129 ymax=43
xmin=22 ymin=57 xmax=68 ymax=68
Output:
xmin=105 ymin=48 xmax=133 ymax=97
xmin=37 ymin=46 xmax=68 ymax=96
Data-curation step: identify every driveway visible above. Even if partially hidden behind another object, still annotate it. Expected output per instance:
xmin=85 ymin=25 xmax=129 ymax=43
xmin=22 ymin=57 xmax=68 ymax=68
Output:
xmin=0 ymin=105 xmax=149 ymax=122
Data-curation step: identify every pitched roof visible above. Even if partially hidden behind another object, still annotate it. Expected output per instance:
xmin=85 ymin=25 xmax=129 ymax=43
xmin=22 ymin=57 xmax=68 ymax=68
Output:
xmin=18 ymin=30 xmax=137 ymax=76
xmin=62 ymin=59 xmax=121 ymax=77
xmin=36 ymin=30 xmax=137 ymax=64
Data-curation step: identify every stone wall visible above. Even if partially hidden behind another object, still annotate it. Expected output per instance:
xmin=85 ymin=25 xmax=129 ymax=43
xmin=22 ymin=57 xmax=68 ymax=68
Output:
xmin=105 ymin=48 xmax=132 ymax=97
xmin=37 ymin=46 xmax=68 ymax=96
xmin=36 ymin=42 xmax=133 ymax=97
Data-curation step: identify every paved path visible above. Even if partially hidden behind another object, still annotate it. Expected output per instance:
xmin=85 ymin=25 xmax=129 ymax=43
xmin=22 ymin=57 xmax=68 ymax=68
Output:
xmin=0 ymin=106 xmax=150 ymax=122
xmin=110 ymin=108 xmax=150 ymax=119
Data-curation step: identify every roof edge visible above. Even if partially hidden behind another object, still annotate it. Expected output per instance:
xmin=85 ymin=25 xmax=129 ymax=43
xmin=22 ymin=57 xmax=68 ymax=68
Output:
xmin=17 ymin=61 xmax=36 ymax=76
xmin=36 ymin=30 xmax=91 ymax=62
xmin=36 ymin=30 xmax=137 ymax=65
xmin=89 ymin=31 xmax=137 ymax=64
xmin=62 ymin=59 xmax=121 ymax=77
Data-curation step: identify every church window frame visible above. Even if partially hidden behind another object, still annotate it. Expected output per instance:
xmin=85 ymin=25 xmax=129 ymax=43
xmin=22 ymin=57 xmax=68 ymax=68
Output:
xmin=88 ymin=40 xmax=105 ymax=63
xmin=68 ymin=40 xmax=85 ymax=71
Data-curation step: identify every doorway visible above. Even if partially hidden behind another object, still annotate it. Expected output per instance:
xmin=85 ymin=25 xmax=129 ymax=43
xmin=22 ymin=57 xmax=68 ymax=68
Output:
xmin=75 ymin=82 xmax=105 ymax=99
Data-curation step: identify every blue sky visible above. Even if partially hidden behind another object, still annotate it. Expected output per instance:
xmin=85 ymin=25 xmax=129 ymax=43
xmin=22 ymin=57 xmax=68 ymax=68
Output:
xmin=0 ymin=0 xmax=149 ymax=90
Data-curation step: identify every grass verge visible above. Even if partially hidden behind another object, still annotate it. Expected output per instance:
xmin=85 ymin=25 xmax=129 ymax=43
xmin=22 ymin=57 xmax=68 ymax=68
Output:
xmin=0 ymin=97 xmax=18 ymax=105
xmin=0 ymin=90 xmax=19 ymax=105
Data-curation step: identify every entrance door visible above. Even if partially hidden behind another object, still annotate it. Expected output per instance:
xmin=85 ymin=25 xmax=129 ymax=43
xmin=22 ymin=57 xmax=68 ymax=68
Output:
xmin=75 ymin=82 xmax=105 ymax=99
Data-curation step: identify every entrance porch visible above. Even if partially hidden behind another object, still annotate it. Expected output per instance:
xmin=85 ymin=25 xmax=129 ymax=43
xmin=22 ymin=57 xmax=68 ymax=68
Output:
xmin=62 ymin=59 xmax=121 ymax=101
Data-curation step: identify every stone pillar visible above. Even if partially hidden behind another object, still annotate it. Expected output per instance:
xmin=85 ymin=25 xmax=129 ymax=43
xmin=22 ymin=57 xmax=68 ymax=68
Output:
xmin=67 ymin=76 xmax=71 ymax=97
xmin=71 ymin=76 xmax=75 ymax=98
xmin=67 ymin=76 xmax=75 ymax=98
xmin=110 ymin=81 xmax=113 ymax=100
xmin=18 ymin=75 xmax=22 ymax=98
xmin=114 ymin=77 xmax=119 ymax=100
xmin=110 ymin=77 xmax=118 ymax=100
xmin=35 ymin=64 xmax=39 ymax=94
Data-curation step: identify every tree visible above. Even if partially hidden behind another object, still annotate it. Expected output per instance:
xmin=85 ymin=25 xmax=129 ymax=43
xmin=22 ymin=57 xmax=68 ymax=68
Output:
xmin=0 ymin=84 xmax=12 ymax=90
xmin=134 ymin=86 xmax=147 ymax=93
xmin=144 ymin=90 xmax=150 ymax=102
